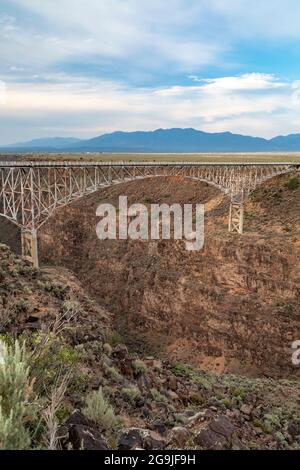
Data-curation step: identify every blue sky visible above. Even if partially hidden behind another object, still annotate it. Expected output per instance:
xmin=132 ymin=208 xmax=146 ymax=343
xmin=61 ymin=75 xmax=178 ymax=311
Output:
xmin=0 ymin=0 xmax=300 ymax=144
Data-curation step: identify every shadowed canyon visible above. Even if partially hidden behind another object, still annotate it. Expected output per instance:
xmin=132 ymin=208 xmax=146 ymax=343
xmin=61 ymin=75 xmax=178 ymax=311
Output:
xmin=35 ymin=172 xmax=300 ymax=379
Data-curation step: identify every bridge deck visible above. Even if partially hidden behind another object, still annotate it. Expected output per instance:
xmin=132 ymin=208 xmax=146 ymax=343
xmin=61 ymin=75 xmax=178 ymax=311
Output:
xmin=1 ymin=161 xmax=300 ymax=168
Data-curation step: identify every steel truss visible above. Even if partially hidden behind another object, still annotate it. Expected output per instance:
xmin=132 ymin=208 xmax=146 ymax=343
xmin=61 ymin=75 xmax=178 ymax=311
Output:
xmin=0 ymin=161 xmax=298 ymax=267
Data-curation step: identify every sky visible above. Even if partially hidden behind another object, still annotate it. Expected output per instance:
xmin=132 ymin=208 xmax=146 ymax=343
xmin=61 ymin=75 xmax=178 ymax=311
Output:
xmin=1 ymin=0 xmax=300 ymax=144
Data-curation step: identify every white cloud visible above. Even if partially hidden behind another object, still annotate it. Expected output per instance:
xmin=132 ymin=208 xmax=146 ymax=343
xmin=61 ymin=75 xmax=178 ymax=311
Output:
xmin=2 ymin=0 xmax=300 ymax=76
xmin=1 ymin=73 xmax=300 ymax=143
xmin=2 ymin=0 xmax=224 ymax=72
xmin=0 ymin=13 xmax=16 ymax=33
xmin=190 ymin=73 xmax=287 ymax=91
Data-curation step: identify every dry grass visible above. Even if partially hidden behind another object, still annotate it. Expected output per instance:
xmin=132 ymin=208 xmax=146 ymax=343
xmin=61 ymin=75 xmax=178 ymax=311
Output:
xmin=2 ymin=152 xmax=300 ymax=164
xmin=42 ymin=372 xmax=70 ymax=450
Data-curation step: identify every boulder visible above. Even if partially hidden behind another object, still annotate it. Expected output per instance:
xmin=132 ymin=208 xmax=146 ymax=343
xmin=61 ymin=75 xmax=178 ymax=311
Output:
xmin=118 ymin=428 xmax=167 ymax=450
xmin=195 ymin=415 xmax=237 ymax=450
xmin=144 ymin=432 xmax=166 ymax=450
xmin=210 ymin=415 xmax=235 ymax=438
xmin=166 ymin=390 xmax=180 ymax=401
xmin=112 ymin=344 xmax=128 ymax=360
xmin=103 ymin=343 xmax=113 ymax=356
xmin=65 ymin=410 xmax=109 ymax=451
xmin=240 ymin=404 xmax=253 ymax=416
xmin=170 ymin=426 xmax=190 ymax=447
xmin=195 ymin=427 xmax=227 ymax=450
xmin=118 ymin=429 xmax=144 ymax=450
xmin=151 ymin=420 xmax=168 ymax=437
xmin=68 ymin=425 xmax=109 ymax=450
xmin=187 ymin=411 xmax=206 ymax=425
xmin=168 ymin=375 xmax=178 ymax=391
xmin=145 ymin=359 xmax=163 ymax=370
xmin=65 ymin=409 xmax=92 ymax=428
xmin=288 ymin=420 xmax=300 ymax=438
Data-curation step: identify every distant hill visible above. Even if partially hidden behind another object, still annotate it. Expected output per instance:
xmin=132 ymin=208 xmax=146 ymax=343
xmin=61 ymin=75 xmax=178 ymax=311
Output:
xmin=72 ymin=129 xmax=272 ymax=152
xmin=2 ymin=128 xmax=300 ymax=152
xmin=269 ymin=134 xmax=300 ymax=151
xmin=6 ymin=137 xmax=82 ymax=150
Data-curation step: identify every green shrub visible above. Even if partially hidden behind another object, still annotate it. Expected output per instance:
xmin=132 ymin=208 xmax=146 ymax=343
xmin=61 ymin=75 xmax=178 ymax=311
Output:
xmin=150 ymin=388 xmax=168 ymax=403
xmin=245 ymin=211 xmax=257 ymax=220
xmin=274 ymin=431 xmax=287 ymax=445
xmin=43 ymin=281 xmax=67 ymax=299
xmin=190 ymin=392 xmax=206 ymax=406
xmin=17 ymin=265 xmax=37 ymax=276
xmin=132 ymin=359 xmax=147 ymax=374
xmin=0 ymin=244 xmax=9 ymax=252
xmin=171 ymin=362 xmax=190 ymax=377
xmin=194 ymin=375 xmax=214 ymax=391
xmin=0 ymin=340 xmax=33 ymax=449
xmin=104 ymin=365 xmax=123 ymax=383
xmin=253 ymin=418 xmax=263 ymax=428
xmin=142 ymin=196 xmax=155 ymax=204
xmin=13 ymin=299 xmax=29 ymax=314
xmin=263 ymin=412 xmax=281 ymax=431
xmin=231 ymin=386 xmax=247 ymax=400
xmin=83 ymin=387 xmax=119 ymax=432
xmin=285 ymin=177 xmax=300 ymax=191
xmin=62 ymin=300 xmax=82 ymax=316
xmin=23 ymin=286 xmax=33 ymax=295
xmin=30 ymin=332 xmax=85 ymax=392
xmin=121 ymin=386 xmax=141 ymax=405
xmin=106 ymin=331 xmax=125 ymax=348
xmin=10 ymin=267 xmax=20 ymax=277
xmin=58 ymin=345 xmax=84 ymax=365
xmin=56 ymin=401 xmax=73 ymax=425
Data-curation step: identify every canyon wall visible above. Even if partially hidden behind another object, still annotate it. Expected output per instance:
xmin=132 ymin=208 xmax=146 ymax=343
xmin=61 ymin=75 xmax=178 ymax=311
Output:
xmin=34 ymin=174 xmax=300 ymax=378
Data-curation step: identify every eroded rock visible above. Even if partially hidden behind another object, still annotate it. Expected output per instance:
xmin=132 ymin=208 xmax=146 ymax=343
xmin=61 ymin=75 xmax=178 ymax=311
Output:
xmin=195 ymin=415 xmax=236 ymax=450
xmin=65 ymin=410 xmax=109 ymax=451
xmin=170 ymin=426 xmax=190 ymax=447
xmin=118 ymin=428 xmax=167 ymax=450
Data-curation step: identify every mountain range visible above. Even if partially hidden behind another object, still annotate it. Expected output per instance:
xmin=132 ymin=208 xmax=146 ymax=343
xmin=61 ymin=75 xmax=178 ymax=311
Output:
xmin=2 ymin=128 xmax=300 ymax=153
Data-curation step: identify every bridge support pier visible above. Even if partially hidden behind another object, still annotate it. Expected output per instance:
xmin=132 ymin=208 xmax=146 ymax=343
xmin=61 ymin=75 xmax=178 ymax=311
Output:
xmin=21 ymin=229 xmax=39 ymax=268
xmin=228 ymin=202 xmax=244 ymax=234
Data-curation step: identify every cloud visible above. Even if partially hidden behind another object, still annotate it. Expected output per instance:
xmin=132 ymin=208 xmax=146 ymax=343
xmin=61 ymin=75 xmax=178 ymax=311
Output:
xmin=157 ymin=73 xmax=286 ymax=97
xmin=0 ymin=73 xmax=300 ymax=143
xmin=1 ymin=1 xmax=300 ymax=143
xmin=153 ymin=74 xmax=296 ymax=127
xmin=1 ymin=0 xmax=225 ymax=75
xmin=2 ymin=0 xmax=300 ymax=79
xmin=189 ymin=73 xmax=287 ymax=90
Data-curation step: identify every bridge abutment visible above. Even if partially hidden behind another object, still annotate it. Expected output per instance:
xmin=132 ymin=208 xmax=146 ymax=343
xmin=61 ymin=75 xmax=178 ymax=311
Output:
xmin=21 ymin=229 xmax=39 ymax=268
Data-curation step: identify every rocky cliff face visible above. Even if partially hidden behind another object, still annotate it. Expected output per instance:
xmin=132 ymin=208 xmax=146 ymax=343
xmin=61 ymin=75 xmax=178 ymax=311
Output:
xmin=39 ymin=174 xmax=300 ymax=379
xmin=1 ymin=243 xmax=299 ymax=450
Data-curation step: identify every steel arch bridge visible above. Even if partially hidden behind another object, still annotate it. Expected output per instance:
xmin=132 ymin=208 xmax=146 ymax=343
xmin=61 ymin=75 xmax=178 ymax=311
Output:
xmin=0 ymin=161 xmax=298 ymax=267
